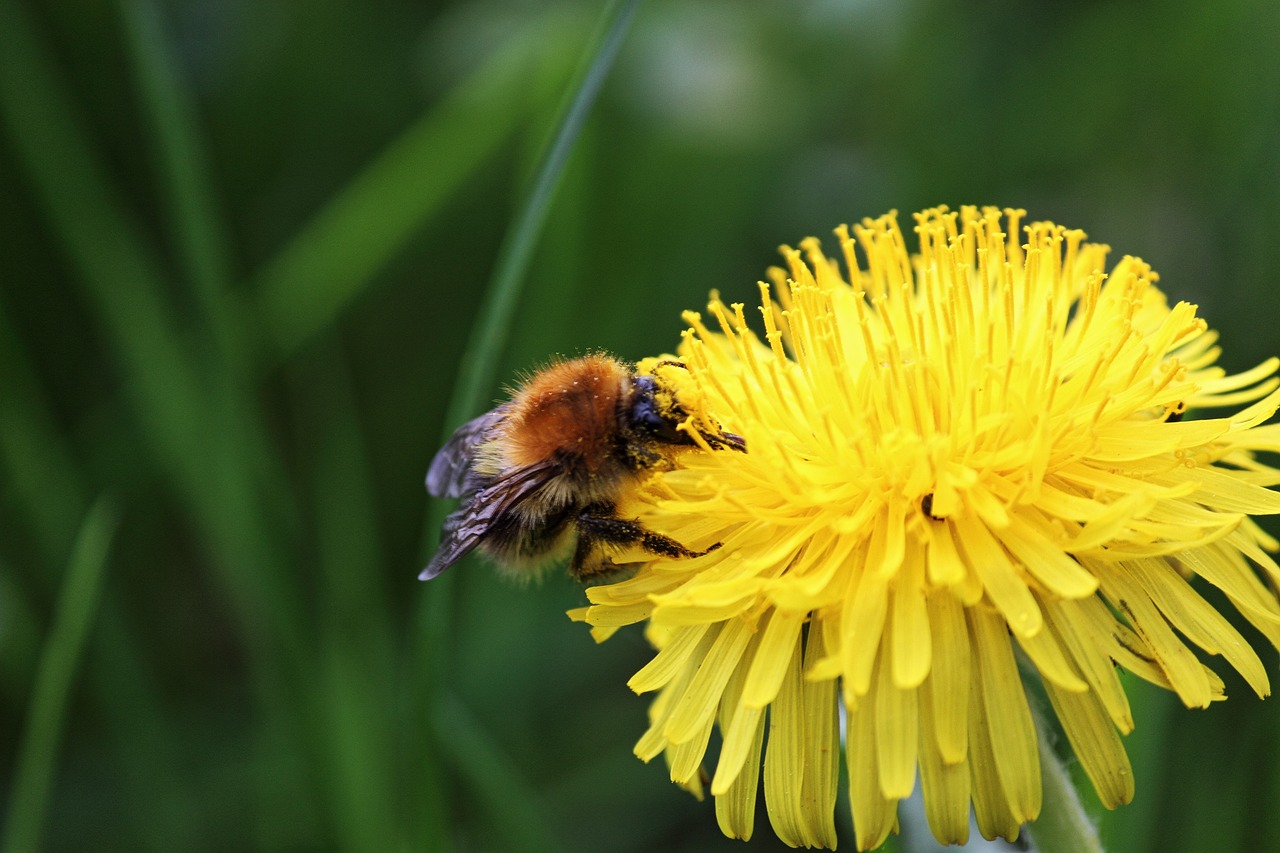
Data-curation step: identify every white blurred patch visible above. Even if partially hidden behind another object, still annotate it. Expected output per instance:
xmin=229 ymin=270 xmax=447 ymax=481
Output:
xmin=619 ymin=4 xmax=806 ymax=146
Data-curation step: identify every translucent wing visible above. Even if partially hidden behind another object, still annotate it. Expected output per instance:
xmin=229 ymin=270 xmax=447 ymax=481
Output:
xmin=419 ymin=458 xmax=557 ymax=580
xmin=419 ymin=503 xmax=489 ymax=580
xmin=425 ymin=404 xmax=510 ymax=498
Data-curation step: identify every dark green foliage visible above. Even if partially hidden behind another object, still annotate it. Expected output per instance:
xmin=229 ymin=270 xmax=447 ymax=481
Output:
xmin=1 ymin=0 xmax=1278 ymax=849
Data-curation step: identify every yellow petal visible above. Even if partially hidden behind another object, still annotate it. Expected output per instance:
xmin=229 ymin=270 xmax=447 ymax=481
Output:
xmin=586 ymin=569 xmax=681 ymax=603
xmin=1042 ymin=680 xmax=1134 ymax=809
xmin=1127 ymin=556 xmax=1269 ymax=697
xmin=918 ymin=673 xmax=971 ymax=845
xmin=1095 ymin=563 xmax=1214 ymax=708
xmin=627 ymin=623 xmax=711 ymax=694
xmin=1153 ymin=464 xmax=1280 ymax=514
xmin=954 ymin=518 xmax=1043 ymax=638
xmin=890 ymin=547 xmax=932 ymax=689
xmin=967 ymin=664 xmax=1021 ymax=842
xmin=925 ymin=520 xmax=967 ymax=587
xmin=997 ymin=514 xmax=1099 ymax=599
xmin=799 ymin=627 xmax=840 ymax=848
xmin=926 ymin=590 xmax=970 ymax=763
xmin=667 ymin=714 xmax=714 ymax=786
xmin=1178 ymin=544 xmax=1280 ymax=649
xmin=1013 ymin=602 xmax=1088 ymax=693
xmin=650 ymin=582 xmax=763 ymax=626
xmin=714 ymin=709 xmax=765 ymax=840
xmin=635 ymin=677 xmax=681 ymax=763
xmin=1091 ymin=418 xmax=1228 ymax=461
xmin=741 ymin=608 xmax=805 ymax=708
xmin=874 ymin=649 xmax=919 ymax=800
xmin=763 ymin=639 xmax=813 ymax=847
xmin=841 ymin=558 xmax=888 ymax=701
xmin=665 ymin=619 xmax=753 ymax=744
xmin=868 ymin=499 xmax=907 ymax=578
xmin=584 ymin=601 xmax=654 ymax=627
xmin=847 ymin=682 xmax=900 ymax=851
xmin=970 ymin=606 xmax=1041 ymax=823
xmin=1041 ymin=597 xmax=1134 ymax=732
xmin=1198 ymin=356 xmax=1280 ymax=398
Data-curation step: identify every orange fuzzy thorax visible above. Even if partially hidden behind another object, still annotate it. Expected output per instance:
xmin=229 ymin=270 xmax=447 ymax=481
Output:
xmin=502 ymin=355 xmax=631 ymax=473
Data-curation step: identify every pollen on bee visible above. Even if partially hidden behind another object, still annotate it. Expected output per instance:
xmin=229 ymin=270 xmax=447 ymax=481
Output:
xmin=504 ymin=355 xmax=629 ymax=470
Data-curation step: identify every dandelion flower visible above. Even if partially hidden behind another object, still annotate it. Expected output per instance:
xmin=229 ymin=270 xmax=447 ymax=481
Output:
xmin=570 ymin=205 xmax=1280 ymax=849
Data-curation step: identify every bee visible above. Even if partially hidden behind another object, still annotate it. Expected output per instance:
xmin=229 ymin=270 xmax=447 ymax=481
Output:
xmin=421 ymin=354 xmax=745 ymax=582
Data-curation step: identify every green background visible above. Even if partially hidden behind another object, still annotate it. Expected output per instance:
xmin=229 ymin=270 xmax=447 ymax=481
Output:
xmin=2 ymin=0 xmax=1279 ymax=850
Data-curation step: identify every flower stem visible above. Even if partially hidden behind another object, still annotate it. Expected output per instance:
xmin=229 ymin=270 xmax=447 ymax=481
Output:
xmin=1025 ymin=716 xmax=1104 ymax=853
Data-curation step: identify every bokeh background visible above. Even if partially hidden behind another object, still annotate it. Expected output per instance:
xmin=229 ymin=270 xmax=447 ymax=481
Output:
xmin=3 ymin=0 xmax=1280 ymax=850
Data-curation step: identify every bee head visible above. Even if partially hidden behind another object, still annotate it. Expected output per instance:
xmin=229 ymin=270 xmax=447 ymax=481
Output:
xmin=628 ymin=373 xmax=694 ymax=445
xmin=629 ymin=360 xmax=746 ymax=452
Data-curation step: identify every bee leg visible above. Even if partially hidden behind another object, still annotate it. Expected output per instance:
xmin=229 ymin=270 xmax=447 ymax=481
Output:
xmin=568 ymin=539 xmax=628 ymax=582
xmin=570 ymin=502 xmax=720 ymax=581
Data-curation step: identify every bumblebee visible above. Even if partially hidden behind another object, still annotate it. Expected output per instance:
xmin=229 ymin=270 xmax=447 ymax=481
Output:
xmin=421 ymin=354 xmax=744 ymax=582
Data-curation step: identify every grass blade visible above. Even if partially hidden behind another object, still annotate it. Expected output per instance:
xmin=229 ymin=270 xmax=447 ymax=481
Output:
xmin=0 ymin=293 xmax=206 ymax=848
xmin=2 ymin=498 xmax=120 ymax=853
xmin=432 ymin=693 xmax=559 ymax=853
xmin=1095 ymin=679 xmax=1173 ymax=852
xmin=0 ymin=0 xmax=307 ymax=656
xmin=0 ymin=9 xmax=320 ymax=841
xmin=0 ymin=299 xmax=85 ymax=560
xmin=0 ymin=0 xmax=210 ymax=485
xmin=437 ymin=0 xmax=642 ymax=434
xmin=252 ymin=19 xmax=581 ymax=360
xmin=408 ymin=0 xmax=641 ymax=844
xmin=290 ymin=348 xmax=399 ymax=850
xmin=118 ymin=0 xmax=242 ymax=366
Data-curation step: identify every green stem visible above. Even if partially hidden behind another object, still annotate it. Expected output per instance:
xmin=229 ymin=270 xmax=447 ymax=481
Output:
xmin=1025 ymin=715 xmax=1104 ymax=853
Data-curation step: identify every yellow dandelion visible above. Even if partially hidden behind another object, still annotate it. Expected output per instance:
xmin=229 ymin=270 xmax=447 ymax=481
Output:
xmin=570 ymin=205 xmax=1280 ymax=849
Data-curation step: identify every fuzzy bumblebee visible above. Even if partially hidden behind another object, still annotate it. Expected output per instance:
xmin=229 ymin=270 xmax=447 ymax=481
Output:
xmin=422 ymin=354 xmax=744 ymax=581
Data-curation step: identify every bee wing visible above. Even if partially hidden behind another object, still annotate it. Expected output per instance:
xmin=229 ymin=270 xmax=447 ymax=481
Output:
xmin=419 ymin=504 xmax=488 ymax=580
xmin=419 ymin=458 xmax=557 ymax=580
xmin=426 ymin=404 xmax=510 ymax=498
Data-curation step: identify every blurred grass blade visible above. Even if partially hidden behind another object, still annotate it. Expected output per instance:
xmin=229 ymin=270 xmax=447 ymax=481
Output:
xmin=0 ymin=0 xmax=210 ymax=484
xmin=290 ymin=348 xmax=399 ymax=850
xmin=409 ymin=0 xmax=641 ymax=845
xmin=438 ymin=0 xmax=642 ymax=434
xmin=0 ymin=10 xmax=316 ymax=840
xmin=252 ymin=18 xmax=582 ymax=361
xmin=0 ymin=296 xmax=204 ymax=849
xmin=2 ymin=498 xmax=120 ymax=853
xmin=118 ymin=0 xmax=242 ymax=366
xmin=0 ymin=299 xmax=85 ymax=559
xmin=0 ymin=0 xmax=306 ymax=655
xmin=1095 ymin=679 xmax=1172 ymax=852
xmin=415 ymin=0 xmax=642 ymax=567
xmin=432 ymin=693 xmax=559 ymax=853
